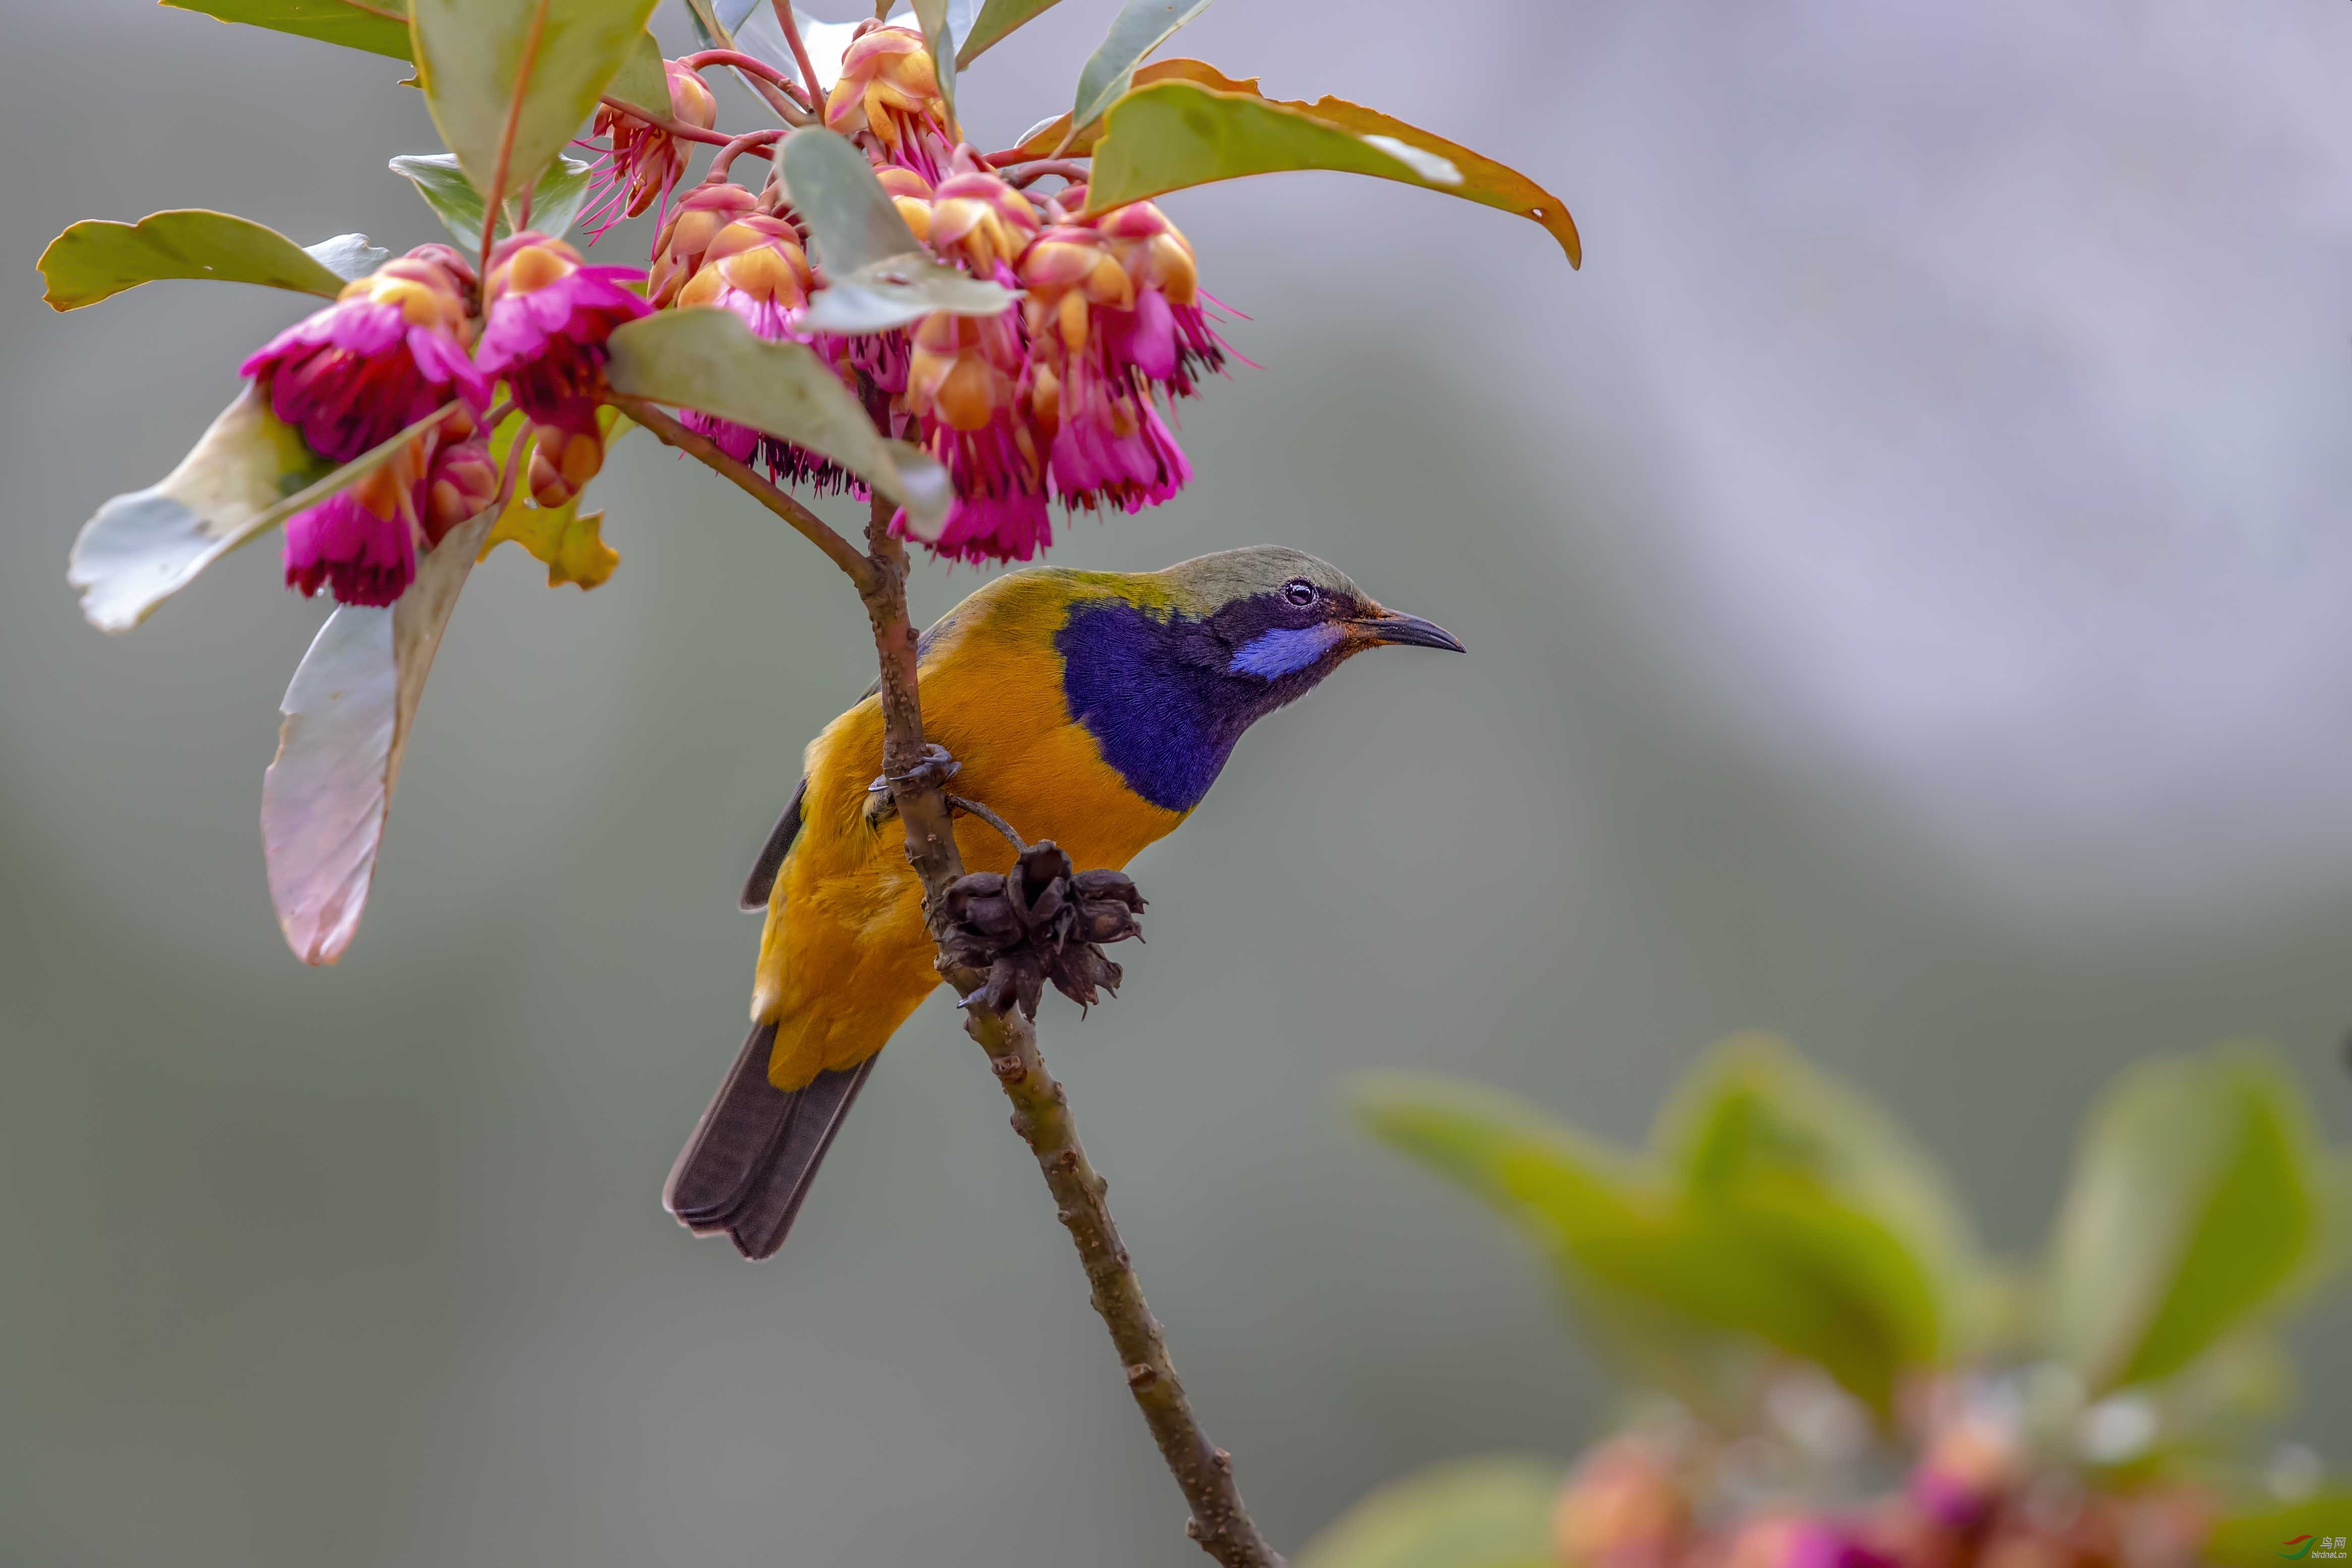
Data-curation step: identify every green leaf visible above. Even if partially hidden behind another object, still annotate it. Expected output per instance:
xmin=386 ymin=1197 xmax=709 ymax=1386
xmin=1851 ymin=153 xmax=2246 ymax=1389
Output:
xmin=910 ymin=0 xmax=958 ymax=125
xmin=409 ymin=0 xmax=661 ymax=233
xmin=1067 ymin=0 xmax=1211 ymax=143
xmin=1089 ymin=79 xmax=1582 ymax=266
xmin=479 ymin=406 xmax=634 ymax=588
xmin=956 ymin=0 xmax=1064 ymax=68
xmin=2045 ymin=1045 xmax=2337 ymax=1392
xmin=38 ymin=210 xmax=369 ymax=311
xmin=1353 ymin=1073 xmax=1932 ymax=1414
xmin=68 ymin=388 xmax=454 ymax=633
xmin=605 ymin=27 xmax=668 ymax=116
xmin=1295 ymin=1457 xmax=1561 ymax=1568
xmin=160 ymin=0 xmax=414 ymax=61
xmin=1657 ymin=1035 xmax=1991 ymax=1357
xmin=781 ymin=128 xmax=1020 ymax=331
xmin=602 ymin=306 xmax=951 ymax=533
xmin=2205 ymin=1492 xmax=2352 ymax=1567
xmin=306 ymin=233 xmax=396 ymax=282
xmin=261 ymin=496 xmax=499 ymax=966
xmin=390 ymin=152 xmax=597 ymax=250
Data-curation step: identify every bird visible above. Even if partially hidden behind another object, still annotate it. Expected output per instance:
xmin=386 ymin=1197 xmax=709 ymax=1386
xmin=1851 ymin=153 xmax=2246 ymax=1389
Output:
xmin=664 ymin=544 xmax=1465 ymax=1259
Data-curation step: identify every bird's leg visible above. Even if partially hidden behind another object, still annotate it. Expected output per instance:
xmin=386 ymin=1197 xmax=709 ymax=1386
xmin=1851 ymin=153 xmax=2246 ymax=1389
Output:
xmin=862 ymin=743 xmax=960 ymax=829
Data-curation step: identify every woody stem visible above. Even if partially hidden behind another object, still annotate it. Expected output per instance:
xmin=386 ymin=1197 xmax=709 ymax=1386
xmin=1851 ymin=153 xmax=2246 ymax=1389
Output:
xmin=853 ymin=484 xmax=1285 ymax=1568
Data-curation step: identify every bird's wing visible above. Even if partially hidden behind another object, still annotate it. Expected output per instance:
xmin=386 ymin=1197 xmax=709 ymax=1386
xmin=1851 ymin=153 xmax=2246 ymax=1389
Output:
xmin=738 ymin=776 xmax=807 ymax=913
xmin=736 ymin=601 xmax=974 ymax=913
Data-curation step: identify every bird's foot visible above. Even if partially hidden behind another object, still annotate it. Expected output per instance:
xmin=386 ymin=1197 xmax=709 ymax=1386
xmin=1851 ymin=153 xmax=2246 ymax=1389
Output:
xmin=862 ymin=742 xmax=961 ymax=827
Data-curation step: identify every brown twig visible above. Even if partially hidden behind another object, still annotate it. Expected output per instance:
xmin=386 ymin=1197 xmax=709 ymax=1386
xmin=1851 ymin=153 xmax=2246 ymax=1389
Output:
xmin=999 ymin=158 xmax=1092 ymax=190
xmin=632 ymin=367 xmax=1283 ymax=1566
xmin=772 ymin=0 xmax=828 ymax=116
xmin=852 ymin=490 xmax=1284 ymax=1568
xmin=599 ymin=95 xmax=740 ymax=148
xmin=608 ymin=397 xmax=873 ymax=590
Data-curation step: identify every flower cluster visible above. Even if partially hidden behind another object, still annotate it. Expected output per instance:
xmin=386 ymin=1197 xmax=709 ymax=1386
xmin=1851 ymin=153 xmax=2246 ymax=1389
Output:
xmin=241 ymin=234 xmax=648 ymax=607
xmin=235 ymin=25 xmax=1236 ymax=607
xmin=623 ymin=28 xmax=1233 ymax=564
xmin=1549 ymin=1408 xmax=2216 ymax=1568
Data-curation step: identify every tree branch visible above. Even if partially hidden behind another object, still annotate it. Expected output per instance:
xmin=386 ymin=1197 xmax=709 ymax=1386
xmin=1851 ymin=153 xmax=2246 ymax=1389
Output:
xmin=854 ymin=488 xmax=1285 ymax=1568
xmin=608 ymin=397 xmax=874 ymax=591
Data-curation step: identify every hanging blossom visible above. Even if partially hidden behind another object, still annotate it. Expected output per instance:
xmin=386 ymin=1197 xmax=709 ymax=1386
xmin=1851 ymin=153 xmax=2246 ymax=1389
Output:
xmin=648 ymin=180 xmax=762 ymax=307
xmin=582 ymin=59 xmax=719 ymax=241
xmin=824 ymin=25 xmax=955 ymax=185
xmin=476 ymin=231 xmax=651 ymax=511
xmin=675 ymin=214 xmax=864 ymax=495
xmin=808 ymin=164 xmax=934 ymax=424
xmin=1019 ymin=205 xmax=1203 ymax=518
xmin=897 ymin=163 xmax=1052 ymax=562
xmin=241 ymin=243 xmax=488 ymax=464
xmin=281 ymin=406 xmax=492 ymax=609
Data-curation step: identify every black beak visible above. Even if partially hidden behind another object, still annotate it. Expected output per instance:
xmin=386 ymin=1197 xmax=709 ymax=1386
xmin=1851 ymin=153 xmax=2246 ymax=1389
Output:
xmin=1357 ymin=610 xmax=1466 ymax=653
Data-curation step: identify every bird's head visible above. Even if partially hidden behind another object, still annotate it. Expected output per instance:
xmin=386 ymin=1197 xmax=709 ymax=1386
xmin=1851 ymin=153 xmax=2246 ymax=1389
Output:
xmin=1161 ymin=545 xmax=1465 ymax=698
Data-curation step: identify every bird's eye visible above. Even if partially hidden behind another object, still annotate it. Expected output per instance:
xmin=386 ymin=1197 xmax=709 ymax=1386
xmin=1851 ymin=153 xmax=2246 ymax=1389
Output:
xmin=1282 ymin=579 xmax=1318 ymax=607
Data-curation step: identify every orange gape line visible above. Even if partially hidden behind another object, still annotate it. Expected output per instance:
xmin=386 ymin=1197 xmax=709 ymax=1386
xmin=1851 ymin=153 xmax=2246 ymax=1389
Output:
xmin=751 ymin=571 xmax=1188 ymax=1090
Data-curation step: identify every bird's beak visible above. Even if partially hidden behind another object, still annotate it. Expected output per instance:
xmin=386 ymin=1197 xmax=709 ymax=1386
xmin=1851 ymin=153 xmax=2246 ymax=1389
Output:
xmin=1352 ymin=606 xmax=1466 ymax=653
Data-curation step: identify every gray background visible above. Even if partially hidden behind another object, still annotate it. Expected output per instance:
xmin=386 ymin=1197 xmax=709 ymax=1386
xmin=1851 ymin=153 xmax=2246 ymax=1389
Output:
xmin=5 ymin=2 xmax=2351 ymax=1563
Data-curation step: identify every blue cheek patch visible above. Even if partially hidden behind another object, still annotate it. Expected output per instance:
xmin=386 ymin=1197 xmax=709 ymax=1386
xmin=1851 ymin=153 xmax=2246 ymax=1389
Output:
xmin=1230 ymin=624 xmax=1342 ymax=679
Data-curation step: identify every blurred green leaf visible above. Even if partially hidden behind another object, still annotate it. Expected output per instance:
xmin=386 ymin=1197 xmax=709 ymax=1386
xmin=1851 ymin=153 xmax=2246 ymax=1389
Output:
xmin=603 ymin=305 xmax=950 ymax=534
xmin=956 ymin=0 xmax=1062 ymax=67
xmin=1353 ymin=1073 xmax=1930 ymax=1414
xmin=1296 ymin=1456 xmax=1562 ymax=1568
xmin=38 ymin=210 xmax=367 ymax=310
xmin=409 ymin=0 xmax=659 ymax=227
xmin=2205 ymin=1491 xmax=2352 ymax=1567
xmin=160 ymin=0 xmax=414 ymax=61
xmin=1087 ymin=80 xmax=1580 ymax=266
xmin=1067 ymin=0 xmax=1212 ymax=143
xmin=263 ymin=492 xmax=499 ymax=966
xmin=1015 ymin=57 xmax=1254 ymax=157
xmin=2045 ymin=1046 xmax=2335 ymax=1393
xmin=67 ymin=388 xmax=450 ymax=633
xmin=605 ymin=28 xmax=668 ymax=115
xmin=2052 ymin=1048 xmax=2342 ymax=1393
xmin=389 ymin=152 xmax=596 ymax=251
xmin=1658 ymin=1035 xmax=1991 ymax=1357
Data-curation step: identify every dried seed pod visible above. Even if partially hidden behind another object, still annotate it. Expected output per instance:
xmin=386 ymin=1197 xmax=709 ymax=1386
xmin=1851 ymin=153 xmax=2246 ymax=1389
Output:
xmin=937 ymin=837 xmax=1144 ymax=1019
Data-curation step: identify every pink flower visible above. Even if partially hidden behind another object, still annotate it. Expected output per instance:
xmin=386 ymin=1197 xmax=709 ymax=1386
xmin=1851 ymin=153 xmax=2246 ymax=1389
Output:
xmin=241 ymin=245 xmax=487 ymax=464
xmin=648 ymin=181 xmax=762 ymax=306
xmin=899 ymin=306 xmax=1052 ymax=563
xmin=1018 ymin=223 xmax=1200 ymax=515
xmin=824 ymin=27 xmax=954 ymax=184
xmin=475 ymin=233 xmax=650 ymax=435
xmin=674 ymin=215 xmax=859 ymax=493
xmin=582 ymin=59 xmax=717 ymax=240
xmin=1092 ymin=200 xmax=1228 ymax=398
xmin=282 ymin=437 xmax=432 ymax=607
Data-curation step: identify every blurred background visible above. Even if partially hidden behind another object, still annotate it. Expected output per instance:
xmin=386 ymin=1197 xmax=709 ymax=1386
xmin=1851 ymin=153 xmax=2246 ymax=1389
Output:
xmin=4 ymin=1 xmax=2350 ymax=1563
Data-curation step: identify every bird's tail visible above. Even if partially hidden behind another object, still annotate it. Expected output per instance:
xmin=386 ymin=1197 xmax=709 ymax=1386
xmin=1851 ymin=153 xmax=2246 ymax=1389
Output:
xmin=664 ymin=1022 xmax=876 ymax=1260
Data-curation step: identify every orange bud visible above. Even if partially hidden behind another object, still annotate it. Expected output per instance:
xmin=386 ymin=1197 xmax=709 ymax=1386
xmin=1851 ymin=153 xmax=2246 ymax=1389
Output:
xmin=528 ymin=424 xmax=604 ymax=509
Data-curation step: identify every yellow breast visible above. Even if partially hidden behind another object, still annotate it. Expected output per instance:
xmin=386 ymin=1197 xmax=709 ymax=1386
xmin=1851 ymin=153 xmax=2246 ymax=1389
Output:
xmin=750 ymin=574 xmax=1187 ymax=1088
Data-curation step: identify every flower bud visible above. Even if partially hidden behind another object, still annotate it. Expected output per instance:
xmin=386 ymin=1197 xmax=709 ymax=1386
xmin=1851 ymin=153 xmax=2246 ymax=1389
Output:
xmin=423 ymin=437 xmax=500 ymax=545
xmin=527 ymin=423 xmax=604 ymax=510
xmin=648 ymin=182 xmax=762 ymax=306
xmin=824 ymin=26 xmax=952 ymax=174
xmin=926 ymin=170 xmax=1039 ymax=278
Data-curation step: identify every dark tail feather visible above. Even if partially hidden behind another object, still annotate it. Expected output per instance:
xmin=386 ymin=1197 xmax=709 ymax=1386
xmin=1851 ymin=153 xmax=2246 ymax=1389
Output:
xmin=664 ymin=1022 xmax=877 ymax=1260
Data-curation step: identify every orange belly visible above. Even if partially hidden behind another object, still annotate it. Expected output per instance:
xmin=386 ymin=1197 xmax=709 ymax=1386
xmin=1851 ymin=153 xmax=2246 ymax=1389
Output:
xmin=751 ymin=619 xmax=1186 ymax=1090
